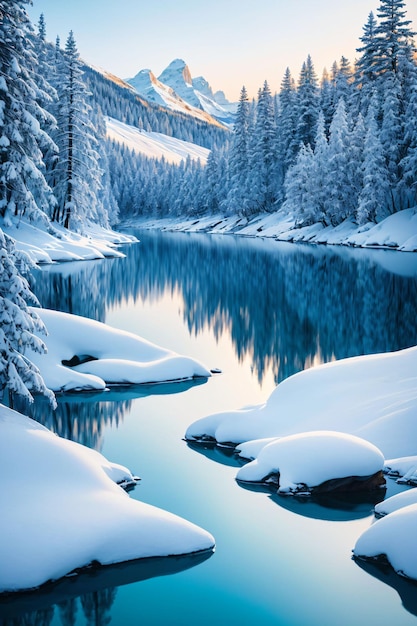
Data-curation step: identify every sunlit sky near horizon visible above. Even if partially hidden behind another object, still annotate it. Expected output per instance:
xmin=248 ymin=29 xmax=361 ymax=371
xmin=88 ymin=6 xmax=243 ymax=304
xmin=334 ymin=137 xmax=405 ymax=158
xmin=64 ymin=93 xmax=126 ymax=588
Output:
xmin=28 ymin=0 xmax=417 ymax=102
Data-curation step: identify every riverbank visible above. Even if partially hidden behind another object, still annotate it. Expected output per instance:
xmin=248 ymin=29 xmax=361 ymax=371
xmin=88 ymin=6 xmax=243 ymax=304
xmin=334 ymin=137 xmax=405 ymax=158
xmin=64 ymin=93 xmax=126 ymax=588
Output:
xmin=123 ymin=207 xmax=417 ymax=253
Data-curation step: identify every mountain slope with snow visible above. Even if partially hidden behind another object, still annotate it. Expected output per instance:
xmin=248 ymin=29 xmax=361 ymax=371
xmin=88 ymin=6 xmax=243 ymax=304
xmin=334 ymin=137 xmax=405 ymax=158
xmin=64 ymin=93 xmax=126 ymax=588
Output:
xmin=105 ymin=116 xmax=210 ymax=164
xmin=127 ymin=59 xmax=236 ymax=127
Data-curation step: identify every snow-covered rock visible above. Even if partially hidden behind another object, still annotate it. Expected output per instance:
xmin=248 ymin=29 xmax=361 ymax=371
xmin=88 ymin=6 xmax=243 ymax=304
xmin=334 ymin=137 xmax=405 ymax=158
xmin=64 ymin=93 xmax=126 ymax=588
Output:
xmin=374 ymin=488 xmax=417 ymax=517
xmin=384 ymin=456 xmax=417 ymax=485
xmin=185 ymin=346 xmax=417 ymax=459
xmin=236 ymin=431 xmax=385 ymax=496
xmin=354 ymin=504 xmax=417 ymax=580
xmin=28 ymin=308 xmax=211 ymax=392
xmin=0 ymin=405 xmax=215 ymax=593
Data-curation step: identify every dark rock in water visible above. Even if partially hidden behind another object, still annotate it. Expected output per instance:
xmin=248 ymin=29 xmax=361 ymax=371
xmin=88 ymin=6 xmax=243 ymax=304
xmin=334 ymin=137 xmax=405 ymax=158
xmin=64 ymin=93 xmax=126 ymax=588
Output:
xmin=312 ymin=470 xmax=386 ymax=494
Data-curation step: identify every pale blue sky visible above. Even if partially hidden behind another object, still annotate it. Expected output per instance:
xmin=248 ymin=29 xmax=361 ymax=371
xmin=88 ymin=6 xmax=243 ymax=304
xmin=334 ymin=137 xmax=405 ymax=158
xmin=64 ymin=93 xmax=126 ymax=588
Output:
xmin=28 ymin=0 xmax=417 ymax=101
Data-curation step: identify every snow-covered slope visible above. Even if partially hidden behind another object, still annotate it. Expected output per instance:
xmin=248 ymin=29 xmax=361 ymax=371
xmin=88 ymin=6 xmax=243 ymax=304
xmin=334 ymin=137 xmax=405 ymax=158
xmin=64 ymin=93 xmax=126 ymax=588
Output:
xmin=127 ymin=59 xmax=236 ymax=127
xmin=105 ymin=116 xmax=210 ymax=164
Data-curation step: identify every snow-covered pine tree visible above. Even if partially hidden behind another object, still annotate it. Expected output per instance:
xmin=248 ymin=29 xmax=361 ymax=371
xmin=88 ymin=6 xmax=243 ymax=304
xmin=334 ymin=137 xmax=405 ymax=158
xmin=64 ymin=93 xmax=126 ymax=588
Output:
xmin=374 ymin=0 xmax=416 ymax=75
xmin=295 ymin=55 xmax=320 ymax=148
xmin=324 ymin=99 xmax=355 ymax=225
xmin=248 ymin=81 xmax=278 ymax=213
xmin=397 ymin=55 xmax=417 ymax=209
xmin=357 ymin=104 xmax=390 ymax=224
xmin=277 ymin=67 xmax=298 ymax=171
xmin=50 ymin=31 xmax=104 ymax=230
xmin=0 ymin=228 xmax=55 ymax=406
xmin=226 ymin=85 xmax=251 ymax=215
xmin=353 ymin=12 xmax=380 ymax=116
xmin=281 ymin=143 xmax=315 ymax=224
xmin=0 ymin=0 xmax=56 ymax=226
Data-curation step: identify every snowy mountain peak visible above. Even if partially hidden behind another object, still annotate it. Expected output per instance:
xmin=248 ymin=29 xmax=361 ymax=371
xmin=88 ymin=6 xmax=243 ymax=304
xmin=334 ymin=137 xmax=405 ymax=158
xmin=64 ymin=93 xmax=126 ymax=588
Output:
xmin=159 ymin=58 xmax=193 ymax=87
xmin=127 ymin=59 xmax=237 ymax=127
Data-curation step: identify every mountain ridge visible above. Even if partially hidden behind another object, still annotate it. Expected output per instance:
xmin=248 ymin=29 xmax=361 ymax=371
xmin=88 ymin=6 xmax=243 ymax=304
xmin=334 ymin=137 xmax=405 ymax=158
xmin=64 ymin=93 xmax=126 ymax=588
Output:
xmin=127 ymin=58 xmax=237 ymax=127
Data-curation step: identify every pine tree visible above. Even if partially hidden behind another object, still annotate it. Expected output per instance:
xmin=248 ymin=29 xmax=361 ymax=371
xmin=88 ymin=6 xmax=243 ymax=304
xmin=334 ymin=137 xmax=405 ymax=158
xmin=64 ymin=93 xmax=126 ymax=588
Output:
xmin=50 ymin=31 xmax=104 ymax=230
xmin=282 ymin=143 xmax=315 ymax=224
xmin=277 ymin=67 xmax=298 ymax=170
xmin=226 ymin=86 xmax=251 ymax=215
xmin=0 ymin=0 xmax=55 ymax=225
xmin=357 ymin=105 xmax=390 ymax=223
xmin=295 ymin=55 xmax=320 ymax=148
xmin=325 ymin=99 xmax=355 ymax=225
xmin=0 ymin=228 xmax=55 ymax=406
xmin=397 ymin=57 xmax=417 ymax=209
xmin=248 ymin=81 xmax=278 ymax=212
xmin=374 ymin=0 xmax=416 ymax=75
xmin=354 ymin=11 xmax=380 ymax=115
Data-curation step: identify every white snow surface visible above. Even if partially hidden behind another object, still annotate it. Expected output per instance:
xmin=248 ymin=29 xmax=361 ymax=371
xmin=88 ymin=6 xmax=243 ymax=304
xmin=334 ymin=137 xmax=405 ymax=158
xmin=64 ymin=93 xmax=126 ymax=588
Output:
xmin=0 ymin=404 xmax=214 ymax=593
xmin=384 ymin=456 xmax=417 ymax=485
xmin=354 ymin=503 xmax=417 ymax=580
xmin=105 ymin=116 xmax=210 ymax=165
xmin=2 ymin=220 xmax=136 ymax=264
xmin=28 ymin=308 xmax=211 ymax=392
xmin=129 ymin=207 xmax=417 ymax=253
xmin=185 ymin=346 xmax=417 ymax=459
xmin=374 ymin=488 xmax=417 ymax=517
xmin=236 ymin=431 xmax=384 ymax=495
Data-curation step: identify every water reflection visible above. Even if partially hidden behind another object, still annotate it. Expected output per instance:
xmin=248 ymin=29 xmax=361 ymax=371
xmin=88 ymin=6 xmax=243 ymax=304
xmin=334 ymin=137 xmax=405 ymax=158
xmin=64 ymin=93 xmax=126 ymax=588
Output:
xmin=14 ymin=379 xmax=206 ymax=449
xmin=354 ymin=559 xmax=417 ymax=617
xmin=32 ymin=232 xmax=417 ymax=385
xmin=0 ymin=552 xmax=212 ymax=624
xmin=236 ymin=481 xmax=386 ymax=522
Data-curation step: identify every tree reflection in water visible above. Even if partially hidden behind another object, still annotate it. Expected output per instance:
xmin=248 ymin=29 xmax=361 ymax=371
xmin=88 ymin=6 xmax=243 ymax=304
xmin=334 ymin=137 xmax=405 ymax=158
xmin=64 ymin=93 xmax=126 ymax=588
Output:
xmin=32 ymin=231 xmax=417 ymax=385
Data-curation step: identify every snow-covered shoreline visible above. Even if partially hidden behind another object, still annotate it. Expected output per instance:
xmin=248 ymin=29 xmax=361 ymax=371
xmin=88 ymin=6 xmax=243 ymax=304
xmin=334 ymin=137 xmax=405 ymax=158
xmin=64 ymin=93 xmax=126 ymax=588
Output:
xmin=0 ymin=405 xmax=215 ymax=594
xmin=122 ymin=207 xmax=417 ymax=253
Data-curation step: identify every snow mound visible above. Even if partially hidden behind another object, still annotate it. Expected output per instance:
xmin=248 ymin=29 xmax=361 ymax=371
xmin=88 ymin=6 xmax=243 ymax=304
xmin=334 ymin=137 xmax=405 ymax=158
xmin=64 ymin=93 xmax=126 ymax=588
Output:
xmin=236 ymin=431 xmax=385 ymax=495
xmin=354 ymin=503 xmax=417 ymax=580
xmin=185 ymin=346 xmax=417 ymax=459
xmin=374 ymin=488 xmax=417 ymax=517
xmin=384 ymin=456 xmax=417 ymax=486
xmin=346 ymin=208 xmax=417 ymax=251
xmin=0 ymin=405 xmax=215 ymax=593
xmin=2 ymin=220 xmax=136 ymax=264
xmin=28 ymin=308 xmax=211 ymax=392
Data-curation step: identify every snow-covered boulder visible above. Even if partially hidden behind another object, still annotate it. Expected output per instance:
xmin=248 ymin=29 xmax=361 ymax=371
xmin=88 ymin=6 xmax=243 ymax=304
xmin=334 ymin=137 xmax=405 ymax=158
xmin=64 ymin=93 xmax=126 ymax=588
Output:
xmin=0 ymin=405 xmax=215 ymax=594
xmin=354 ymin=504 xmax=417 ymax=580
xmin=185 ymin=347 xmax=417 ymax=459
xmin=384 ymin=456 xmax=417 ymax=486
xmin=28 ymin=308 xmax=211 ymax=392
xmin=374 ymin=488 xmax=417 ymax=518
xmin=236 ymin=431 xmax=385 ymax=496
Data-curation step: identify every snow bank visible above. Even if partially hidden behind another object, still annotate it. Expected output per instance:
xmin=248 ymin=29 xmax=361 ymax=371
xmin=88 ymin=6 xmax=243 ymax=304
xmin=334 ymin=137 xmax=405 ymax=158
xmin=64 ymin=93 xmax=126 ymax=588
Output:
xmin=0 ymin=405 xmax=215 ymax=593
xmin=374 ymin=489 xmax=417 ymax=517
xmin=2 ymin=220 xmax=136 ymax=265
xmin=354 ymin=504 xmax=417 ymax=580
xmin=384 ymin=456 xmax=417 ymax=485
xmin=185 ymin=346 xmax=417 ymax=459
xmin=236 ymin=431 xmax=385 ymax=495
xmin=129 ymin=207 xmax=417 ymax=253
xmin=28 ymin=308 xmax=211 ymax=392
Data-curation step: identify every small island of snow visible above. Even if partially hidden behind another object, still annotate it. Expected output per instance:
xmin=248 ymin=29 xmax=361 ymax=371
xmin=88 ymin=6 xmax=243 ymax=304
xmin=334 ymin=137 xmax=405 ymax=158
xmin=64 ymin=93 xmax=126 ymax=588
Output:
xmin=236 ymin=431 xmax=385 ymax=496
xmin=28 ymin=308 xmax=211 ymax=392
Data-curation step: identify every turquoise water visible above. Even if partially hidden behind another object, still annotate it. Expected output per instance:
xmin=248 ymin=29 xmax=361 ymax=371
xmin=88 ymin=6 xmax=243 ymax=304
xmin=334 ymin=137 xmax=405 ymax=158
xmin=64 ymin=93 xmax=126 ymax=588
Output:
xmin=2 ymin=232 xmax=417 ymax=625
